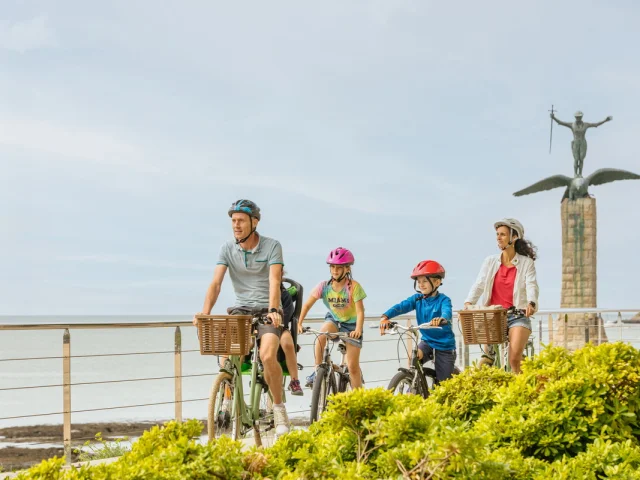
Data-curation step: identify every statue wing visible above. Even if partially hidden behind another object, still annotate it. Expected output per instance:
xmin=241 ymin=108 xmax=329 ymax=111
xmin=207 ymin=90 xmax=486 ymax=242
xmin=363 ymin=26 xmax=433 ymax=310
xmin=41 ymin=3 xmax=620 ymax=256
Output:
xmin=586 ymin=168 xmax=640 ymax=187
xmin=513 ymin=175 xmax=572 ymax=197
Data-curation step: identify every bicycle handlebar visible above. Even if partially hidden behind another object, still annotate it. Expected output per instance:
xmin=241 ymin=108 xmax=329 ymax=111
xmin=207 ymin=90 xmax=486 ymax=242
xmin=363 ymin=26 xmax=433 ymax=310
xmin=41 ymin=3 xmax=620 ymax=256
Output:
xmin=383 ymin=321 xmax=443 ymax=334
xmin=301 ymin=326 xmax=352 ymax=339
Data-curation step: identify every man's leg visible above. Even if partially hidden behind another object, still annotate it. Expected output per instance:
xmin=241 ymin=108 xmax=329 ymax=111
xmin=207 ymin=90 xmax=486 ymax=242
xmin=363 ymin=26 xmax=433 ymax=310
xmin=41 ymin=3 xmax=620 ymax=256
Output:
xmin=259 ymin=331 xmax=291 ymax=437
xmin=280 ymin=330 xmax=302 ymax=396
xmin=259 ymin=332 xmax=284 ymax=404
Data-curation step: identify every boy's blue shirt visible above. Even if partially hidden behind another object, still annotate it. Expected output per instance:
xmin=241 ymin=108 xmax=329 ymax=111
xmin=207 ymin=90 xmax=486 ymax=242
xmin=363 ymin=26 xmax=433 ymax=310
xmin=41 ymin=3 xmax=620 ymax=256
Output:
xmin=383 ymin=292 xmax=456 ymax=351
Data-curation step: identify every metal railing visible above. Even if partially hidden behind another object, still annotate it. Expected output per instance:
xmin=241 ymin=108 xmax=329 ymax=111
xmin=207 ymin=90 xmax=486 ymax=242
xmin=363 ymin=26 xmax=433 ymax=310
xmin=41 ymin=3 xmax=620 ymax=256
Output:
xmin=1 ymin=308 xmax=639 ymax=466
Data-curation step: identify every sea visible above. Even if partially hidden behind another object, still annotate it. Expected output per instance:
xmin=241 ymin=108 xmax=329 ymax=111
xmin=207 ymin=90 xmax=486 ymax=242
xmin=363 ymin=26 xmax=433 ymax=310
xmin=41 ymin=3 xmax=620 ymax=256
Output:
xmin=1 ymin=314 xmax=638 ymax=433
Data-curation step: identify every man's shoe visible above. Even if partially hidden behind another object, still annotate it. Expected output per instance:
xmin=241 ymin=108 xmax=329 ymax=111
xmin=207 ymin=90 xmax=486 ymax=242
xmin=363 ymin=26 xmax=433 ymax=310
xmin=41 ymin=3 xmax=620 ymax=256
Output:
xmin=273 ymin=404 xmax=290 ymax=438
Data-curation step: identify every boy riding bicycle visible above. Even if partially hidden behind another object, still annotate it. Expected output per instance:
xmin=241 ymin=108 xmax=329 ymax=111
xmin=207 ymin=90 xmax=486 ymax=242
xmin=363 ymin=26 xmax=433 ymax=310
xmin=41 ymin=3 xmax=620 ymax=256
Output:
xmin=380 ymin=260 xmax=457 ymax=383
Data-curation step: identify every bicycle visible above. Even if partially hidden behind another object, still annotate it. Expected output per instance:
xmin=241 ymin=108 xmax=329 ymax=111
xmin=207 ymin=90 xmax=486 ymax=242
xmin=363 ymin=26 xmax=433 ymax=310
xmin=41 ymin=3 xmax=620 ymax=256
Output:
xmin=301 ymin=326 xmax=355 ymax=423
xmin=384 ymin=321 xmax=460 ymax=397
xmin=459 ymin=307 xmax=535 ymax=373
xmin=196 ymin=313 xmax=286 ymax=447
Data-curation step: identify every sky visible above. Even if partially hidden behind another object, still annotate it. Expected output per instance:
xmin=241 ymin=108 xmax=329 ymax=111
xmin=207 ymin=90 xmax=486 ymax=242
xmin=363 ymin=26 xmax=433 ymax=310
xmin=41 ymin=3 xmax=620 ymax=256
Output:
xmin=1 ymin=1 xmax=639 ymax=316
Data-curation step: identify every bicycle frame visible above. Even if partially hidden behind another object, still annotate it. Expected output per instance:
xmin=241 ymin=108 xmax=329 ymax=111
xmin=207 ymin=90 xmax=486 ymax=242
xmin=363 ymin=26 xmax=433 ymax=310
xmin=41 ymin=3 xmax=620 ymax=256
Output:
xmin=387 ymin=322 xmax=442 ymax=397
xmin=221 ymin=334 xmax=278 ymax=434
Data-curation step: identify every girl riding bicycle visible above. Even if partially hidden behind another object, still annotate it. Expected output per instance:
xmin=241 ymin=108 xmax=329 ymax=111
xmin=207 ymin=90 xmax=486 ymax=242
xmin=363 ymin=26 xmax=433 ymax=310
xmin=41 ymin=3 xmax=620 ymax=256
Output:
xmin=464 ymin=218 xmax=539 ymax=374
xmin=379 ymin=260 xmax=457 ymax=383
xmin=298 ymin=247 xmax=366 ymax=389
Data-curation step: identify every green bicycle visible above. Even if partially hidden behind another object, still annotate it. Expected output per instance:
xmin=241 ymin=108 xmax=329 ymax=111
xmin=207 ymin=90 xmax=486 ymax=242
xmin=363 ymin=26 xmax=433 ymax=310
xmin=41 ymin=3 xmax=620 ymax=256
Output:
xmin=197 ymin=313 xmax=286 ymax=447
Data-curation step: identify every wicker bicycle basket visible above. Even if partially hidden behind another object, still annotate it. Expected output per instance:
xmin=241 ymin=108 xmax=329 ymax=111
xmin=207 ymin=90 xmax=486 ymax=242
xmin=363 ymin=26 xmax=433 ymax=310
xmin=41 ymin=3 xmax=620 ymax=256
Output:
xmin=196 ymin=315 xmax=254 ymax=356
xmin=458 ymin=309 xmax=508 ymax=345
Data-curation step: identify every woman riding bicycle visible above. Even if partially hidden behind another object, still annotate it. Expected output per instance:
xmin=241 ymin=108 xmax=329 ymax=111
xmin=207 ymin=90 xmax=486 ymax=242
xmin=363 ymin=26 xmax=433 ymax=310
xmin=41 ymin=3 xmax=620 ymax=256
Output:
xmin=464 ymin=218 xmax=539 ymax=374
xmin=379 ymin=260 xmax=457 ymax=383
xmin=298 ymin=247 xmax=366 ymax=389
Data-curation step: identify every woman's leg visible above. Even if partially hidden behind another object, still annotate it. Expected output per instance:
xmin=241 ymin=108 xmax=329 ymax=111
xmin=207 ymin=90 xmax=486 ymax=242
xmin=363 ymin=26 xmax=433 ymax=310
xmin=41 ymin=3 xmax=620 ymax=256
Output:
xmin=508 ymin=326 xmax=530 ymax=374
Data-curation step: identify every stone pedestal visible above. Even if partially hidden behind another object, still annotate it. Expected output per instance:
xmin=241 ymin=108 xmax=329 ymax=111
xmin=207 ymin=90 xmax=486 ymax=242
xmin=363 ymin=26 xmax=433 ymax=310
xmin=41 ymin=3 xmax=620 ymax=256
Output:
xmin=553 ymin=197 xmax=608 ymax=350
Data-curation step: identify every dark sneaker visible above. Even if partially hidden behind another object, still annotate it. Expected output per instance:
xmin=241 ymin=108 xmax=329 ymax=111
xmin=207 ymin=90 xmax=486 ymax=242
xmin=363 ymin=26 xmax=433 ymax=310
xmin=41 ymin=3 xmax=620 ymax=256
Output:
xmin=288 ymin=379 xmax=303 ymax=396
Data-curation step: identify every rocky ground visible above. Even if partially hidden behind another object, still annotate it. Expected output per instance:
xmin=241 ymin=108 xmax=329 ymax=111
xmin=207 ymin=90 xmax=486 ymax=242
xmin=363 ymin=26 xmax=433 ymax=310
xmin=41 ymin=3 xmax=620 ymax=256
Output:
xmin=0 ymin=418 xmax=311 ymax=472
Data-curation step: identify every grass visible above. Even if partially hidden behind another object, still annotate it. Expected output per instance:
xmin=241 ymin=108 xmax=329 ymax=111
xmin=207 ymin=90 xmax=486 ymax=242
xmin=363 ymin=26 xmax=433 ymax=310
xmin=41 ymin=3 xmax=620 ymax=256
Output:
xmin=74 ymin=433 xmax=131 ymax=462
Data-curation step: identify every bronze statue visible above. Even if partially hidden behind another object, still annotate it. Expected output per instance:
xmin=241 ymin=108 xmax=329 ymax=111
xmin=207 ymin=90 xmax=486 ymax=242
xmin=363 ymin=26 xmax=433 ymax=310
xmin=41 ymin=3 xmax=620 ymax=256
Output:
xmin=551 ymin=111 xmax=612 ymax=177
xmin=513 ymin=108 xmax=639 ymax=201
xmin=513 ymin=169 xmax=640 ymax=201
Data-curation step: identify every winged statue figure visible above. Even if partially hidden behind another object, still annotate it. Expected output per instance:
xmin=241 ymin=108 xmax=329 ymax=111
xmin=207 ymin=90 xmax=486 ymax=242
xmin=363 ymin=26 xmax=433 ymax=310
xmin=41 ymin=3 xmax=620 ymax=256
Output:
xmin=513 ymin=168 xmax=640 ymax=201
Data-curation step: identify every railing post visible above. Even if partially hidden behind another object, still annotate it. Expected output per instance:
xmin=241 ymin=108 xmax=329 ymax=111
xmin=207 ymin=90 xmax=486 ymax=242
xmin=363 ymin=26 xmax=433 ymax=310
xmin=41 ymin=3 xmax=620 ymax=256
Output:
xmin=63 ymin=329 xmax=71 ymax=466
xmin=584 ymin=313 xmax=590 ymax=344
xmin=548 ymin=314 xmax=554 ymax=345
xmin=619 ymin=312 xmax=623 ymax=342
xmin=598 ymin=314 xmax=603 ymax=345
xmin=406 ymin=318 xmax=412 ymax=368
xmin=538 ymin=317 xmax=542 ymax=353
xmin=175 ymin=327 xmax=182 ymax=422
xmin=563 ymin=314 xmax=568 ymax=350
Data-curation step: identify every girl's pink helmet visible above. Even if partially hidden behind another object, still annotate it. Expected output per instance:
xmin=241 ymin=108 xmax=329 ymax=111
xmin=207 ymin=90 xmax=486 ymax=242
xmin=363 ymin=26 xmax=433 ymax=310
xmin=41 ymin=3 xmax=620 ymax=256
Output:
xmin=326 ymin=247 xmax=355 ymax=266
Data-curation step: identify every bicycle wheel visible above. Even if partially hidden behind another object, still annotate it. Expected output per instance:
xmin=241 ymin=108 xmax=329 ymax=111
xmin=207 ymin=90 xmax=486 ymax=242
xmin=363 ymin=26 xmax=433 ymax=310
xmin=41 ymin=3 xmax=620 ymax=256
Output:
xmin=208 ymin=372 xmax=240 ymax=441
xmin=310 ymin=366 xmax=337 ymax=423
xmin=337 ymin=370 xmax=351 ymax=393
xmin=253 ymin=382 xmax=275 ymax=448
xmin=387 ymin=370 xmax=428 ymax=397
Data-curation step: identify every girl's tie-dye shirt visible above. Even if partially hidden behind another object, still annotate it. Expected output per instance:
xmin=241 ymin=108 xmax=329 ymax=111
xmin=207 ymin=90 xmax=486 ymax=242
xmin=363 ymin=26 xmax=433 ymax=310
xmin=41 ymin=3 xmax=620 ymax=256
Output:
xmin=311 ymin=280 xmax=367 ymax=324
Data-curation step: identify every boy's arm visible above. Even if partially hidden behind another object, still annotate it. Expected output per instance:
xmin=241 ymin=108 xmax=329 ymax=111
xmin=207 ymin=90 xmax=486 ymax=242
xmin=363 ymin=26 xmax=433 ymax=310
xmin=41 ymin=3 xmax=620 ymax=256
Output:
xmin=431 ymin=296 xmax=453 ymax=325
xmin=381 ymin=295 xmax=418 ymax=320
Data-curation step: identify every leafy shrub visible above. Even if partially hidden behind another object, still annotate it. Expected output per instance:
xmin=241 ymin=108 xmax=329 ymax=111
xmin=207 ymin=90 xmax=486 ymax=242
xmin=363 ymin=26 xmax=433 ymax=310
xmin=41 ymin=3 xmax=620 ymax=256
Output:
xmin=14 ymin=342 xmax=640 ymax=480
xmin=473 ymin=343 xmax=640 ymax=461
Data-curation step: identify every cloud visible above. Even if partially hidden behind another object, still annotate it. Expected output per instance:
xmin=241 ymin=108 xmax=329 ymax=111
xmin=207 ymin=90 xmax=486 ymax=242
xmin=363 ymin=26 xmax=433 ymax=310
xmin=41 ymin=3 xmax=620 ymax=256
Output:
xmin=0 ymin=15 xmax=57 ymax=53
xmin=0 ymin=117 xmax=162 ymax=173
xmin=59 ymin=254 xmax=212 ymax=271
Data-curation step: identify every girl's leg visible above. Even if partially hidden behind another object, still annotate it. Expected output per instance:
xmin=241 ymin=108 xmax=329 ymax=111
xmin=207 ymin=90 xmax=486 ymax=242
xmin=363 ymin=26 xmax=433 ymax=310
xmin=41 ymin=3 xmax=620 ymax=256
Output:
xmin=508 ymin=326 xmax=530 ymax=374
xmin=315 ymin=321 xmax=338 ymax=366
xmin=345 ymin=343 xmax=363 ymax=389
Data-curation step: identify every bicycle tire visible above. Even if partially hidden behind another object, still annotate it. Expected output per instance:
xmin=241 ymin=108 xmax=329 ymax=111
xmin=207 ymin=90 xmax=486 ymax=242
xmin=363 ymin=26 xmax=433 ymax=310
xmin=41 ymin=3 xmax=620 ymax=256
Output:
xmin=337 ymin=371 xmax=351 ymax=393
xmin=253 ymin=382 xmax=274 ymax=448
xmin=387 ymin=370 xmax=428 ymax=398
xmin=310 ymin=366 xmax=337 ymax=423
xmin=208 ymin=372 xmax=240 ymax=442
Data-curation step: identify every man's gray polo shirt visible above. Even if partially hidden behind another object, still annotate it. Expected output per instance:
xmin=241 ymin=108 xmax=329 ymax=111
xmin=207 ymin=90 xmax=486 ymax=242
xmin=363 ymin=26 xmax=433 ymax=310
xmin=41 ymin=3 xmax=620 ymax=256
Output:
xmin=217 ymin=234 xmax=284 ymax=308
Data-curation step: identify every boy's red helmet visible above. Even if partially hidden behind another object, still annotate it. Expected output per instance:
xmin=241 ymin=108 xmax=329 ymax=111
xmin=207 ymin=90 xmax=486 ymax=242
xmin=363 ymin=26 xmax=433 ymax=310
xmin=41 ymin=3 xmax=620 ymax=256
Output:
xmin=411 ymin=260 xmax=445 ymax=280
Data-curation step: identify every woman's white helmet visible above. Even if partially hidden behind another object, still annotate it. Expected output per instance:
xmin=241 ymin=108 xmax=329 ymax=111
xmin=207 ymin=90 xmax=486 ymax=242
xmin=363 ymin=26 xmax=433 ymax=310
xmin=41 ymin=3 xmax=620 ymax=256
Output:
xmin=494 ymin=218 xmax=524 ymax=239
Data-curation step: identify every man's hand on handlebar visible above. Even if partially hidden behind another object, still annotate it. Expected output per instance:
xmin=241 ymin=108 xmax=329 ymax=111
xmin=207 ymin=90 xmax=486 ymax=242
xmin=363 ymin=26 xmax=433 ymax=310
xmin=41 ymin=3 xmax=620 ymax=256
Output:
xmin=267 ymin=311 xmax=282 ymax=328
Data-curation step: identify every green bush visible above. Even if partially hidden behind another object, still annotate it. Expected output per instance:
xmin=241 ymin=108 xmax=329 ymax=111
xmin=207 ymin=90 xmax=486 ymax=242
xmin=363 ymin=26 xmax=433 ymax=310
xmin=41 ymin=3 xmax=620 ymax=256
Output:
xmin=14 ymin=342 xmax=640 ymax=480
xmin=473 ymin=343 xmax=640 ymax=461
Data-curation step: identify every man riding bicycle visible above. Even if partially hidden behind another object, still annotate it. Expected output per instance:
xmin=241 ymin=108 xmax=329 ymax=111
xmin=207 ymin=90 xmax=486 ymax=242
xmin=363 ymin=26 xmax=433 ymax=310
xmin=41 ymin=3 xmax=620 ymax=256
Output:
xmin=192 ymin=199 xmax=290 ymax=437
